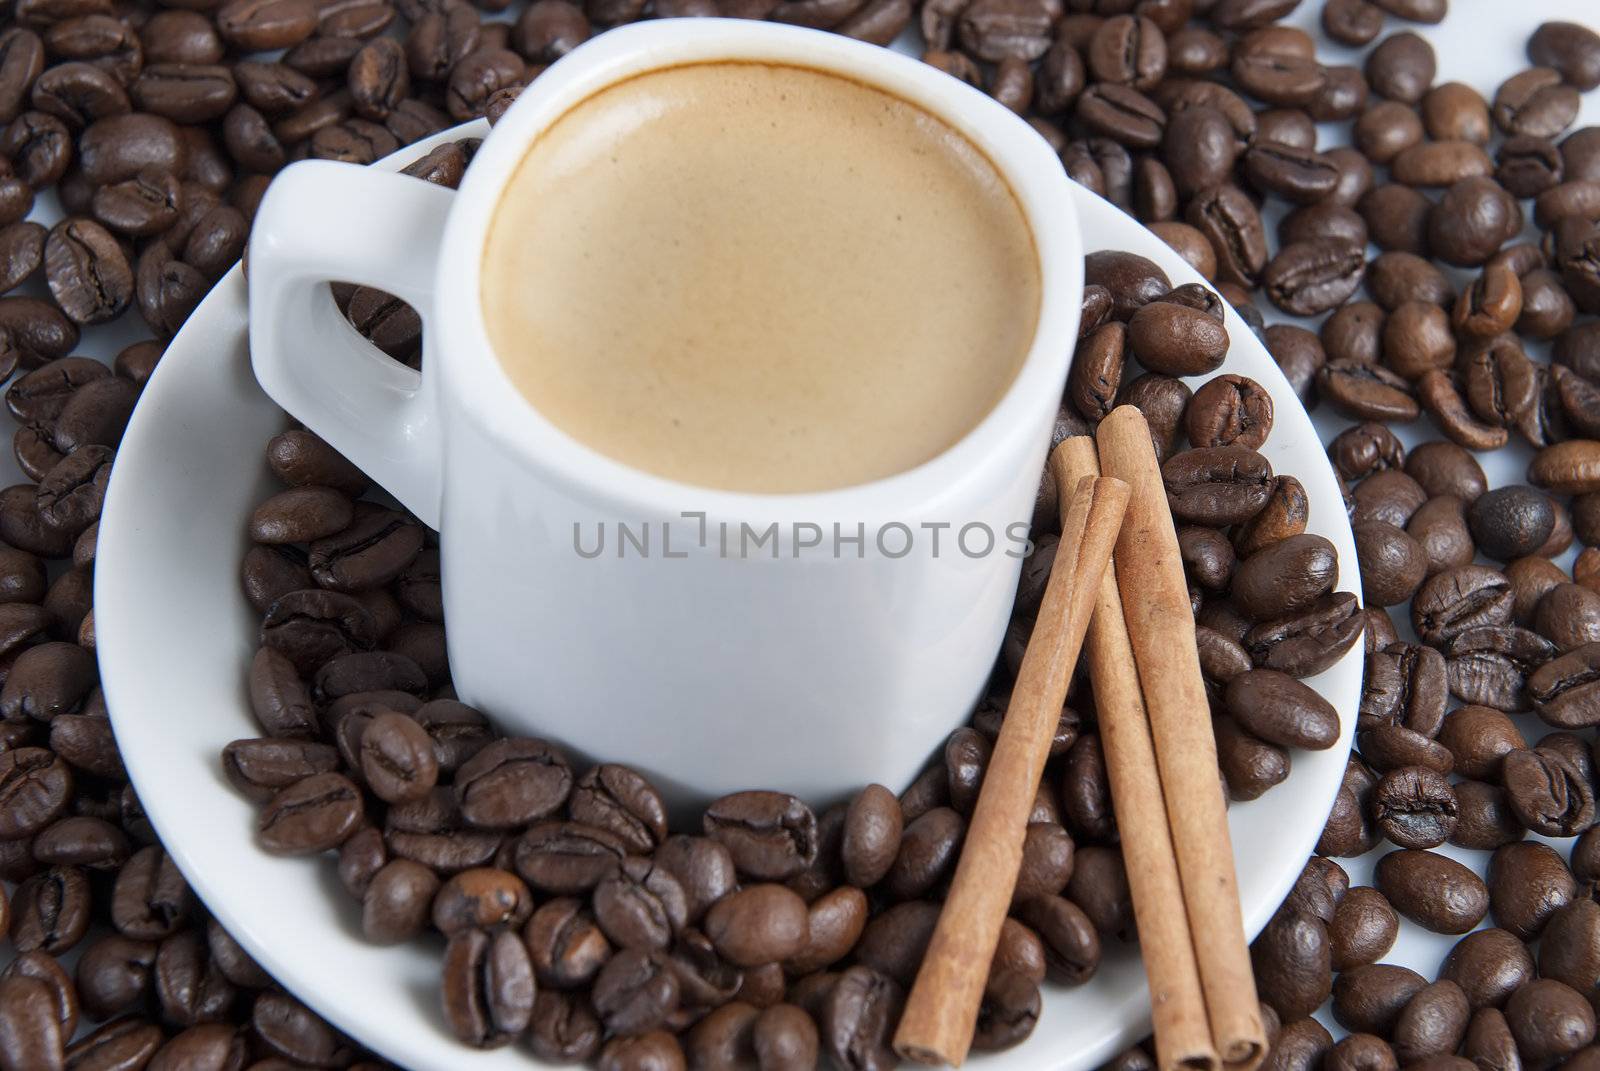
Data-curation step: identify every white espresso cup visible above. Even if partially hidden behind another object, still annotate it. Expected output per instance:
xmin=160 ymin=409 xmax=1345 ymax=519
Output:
xmin=247 ymin=19 xmax=1083 ymax=807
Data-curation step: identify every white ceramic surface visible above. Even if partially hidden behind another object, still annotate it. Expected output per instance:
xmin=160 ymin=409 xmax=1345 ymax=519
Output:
xmin=98 ymin=112 xmax=1360 ymax=1071
xmin=247 ymin=20 xmax=1087 ymax=806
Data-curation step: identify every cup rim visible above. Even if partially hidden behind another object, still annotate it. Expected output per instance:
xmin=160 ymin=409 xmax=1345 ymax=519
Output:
xmin=437 ymin=19 xmax=1083 ymax=529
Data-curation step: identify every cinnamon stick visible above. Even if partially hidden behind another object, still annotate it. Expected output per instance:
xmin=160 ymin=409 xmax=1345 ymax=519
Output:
xmin=1096 ymin=406 xmax=1267 ymax=1071
xmin=894 ymin=472 xmax=1130 ymax=1067
xmin=1052 ymin=437 xmax=1218 ymax=1071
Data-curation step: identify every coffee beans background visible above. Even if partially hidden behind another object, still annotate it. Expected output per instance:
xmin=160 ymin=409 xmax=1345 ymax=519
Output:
xmin=0 ymin=0 xmax=1597 ymax=1070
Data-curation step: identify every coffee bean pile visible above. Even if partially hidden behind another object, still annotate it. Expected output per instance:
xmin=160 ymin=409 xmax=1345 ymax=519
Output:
xmin=1048 ymin=4 xmax=1600 ymax=1071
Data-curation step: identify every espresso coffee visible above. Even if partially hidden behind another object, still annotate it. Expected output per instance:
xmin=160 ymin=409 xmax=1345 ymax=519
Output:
xmin=481 ymin=61 xmax=1041 ymax=493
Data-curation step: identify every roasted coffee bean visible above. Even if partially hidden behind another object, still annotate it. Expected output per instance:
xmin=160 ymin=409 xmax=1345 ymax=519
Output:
xmin=1330 ymin=423 xmax=1405 ymax=483
xmin=1530 ymin=643 xmax=1600 ymax=728
xmin=0 ymin=974 xmax=63 ymax=1071
xmin=1436 ymin=705 xmax=1525 ymax=779
xmin=1372 ymin=766 xmax=1458 ymax=848
xmin=1367 ymin=31 xmax=1435 ymax=104
xmin=260 ymin=588 xmax=376 ymax=673
xmin=1505 ymin=980 xmax=1595 ymax=1063
xmin=1187 ymin=184 xmax=1268 ymax=288
xmin=1318 ymin=361 xmax=1420 ymax=422
xmin=251 ymin=990 xmax=353 ymax=1066
xmin=1251 ymin=909 xmax=1332 ymax=1022
xmin=1495 ymin=67 xmax=1580 ymax=139
xmin=1379 ymin=301 xmax=1454 ymax=382
xmin=1226 ymin=669 xmax=1339 ymax=749
xmin=1262 ymin=323 xmax=1325 ymax=404
xmin=1445 ymin=625 xmax=1555 ymax=712
xmin=1392 ymin=981 xmax=1470 ymax=1064
xmin=1417 ymin=369 xmax=1510 ymax=451
xmin=1462 ymin=336 xmax=1538 ymax=431
xmin=1323 ymin=1033 xmax=1400 ymax=1071
xmin=33 ymin=814 xmax=126 ymax=870
xmin=1460 ymin=1008 xmax=1517 ymax=1071
xmin=1162 ymin=446 xmax=1272 ymax=527
xmin=1530 ymin=581 xmax=1600 ymax=652
xmin=1232 ymin=534 xmax=1338 ymax=621
xmin=1081 ymin=251 xmax=1169 ymax=324
xmin=592 ymin=948 xmax=679 ymax=1038
xmin=1541 ymin=897 xmax=1600 ymax=995
xmin=703 ymin=791 xmax=817 ymax=881
xmin=1245 ymin=591 xmax=1364 ymax=677
xmin=1184 ymin=374 xmax=1272 ymax=450
xmin=1064 ymin=845 xmax=1132 ymax=939
xmin=1413 ymin=566 xmax=1514 ymax=646
xmin=1330 ymin=887 xmax=1398 ymax=971
xmin=1429 ymin=177 xmax=1521 ymax=267
xmin=1422 ymin=83 xmax=1490 ymax=146
xmin=1404 ymin=443 xmax=1486 ymax=503
xmin=428 ymin=866 xmax=533 ymax=939
xmin=1355 ymin=522 xmax=1428 ymax=607
xmin=257 ymin=771 xmax=362 ymax=855
xmin=217 ymin=0 xmax=318 ymax=51
xmin=110 ymin=845 xmax=192 ymax=941
xmin=1530 ymin=439 xmax=1600 ymax=497
xmin=1074 ymin=84 xmax=1165 ymax=149
xmin=784 ymin=884 xmax=867 ymax=977
xmin=1180 ymin=527 xmax=1237 ymax=593
xmin=1451 ymin=780 xmax=1526 ymax=850
xmin=10 ymin=865 xmax=90 ymax=954
xmin=356 ymin=709 xmax=437 ymax=804
xmin=684 ymin=1002 xmax=758 ymax=1069
xmin=1502 ymin=746 xmax=1596 ymax=835
xmin=1333 ymin=963 xmax=1428 ymax=1035
xmin=1231 ymin=49 xmax=1327 ymax=109
xmin=1216 ymin=714 xmax=1290 ymax=801
xmin=151 ymin=927 xmax=236 ymax=1026
xmin=1370 ymin=253 xmax=1457 ymax=311
xmin=248 ymin=486 xmax=352 ymax=545
xmin=820 ymin=966 xmax=902 ymax=1071
xmin=944 ymin=725 xmax=990 ymax=817
xmin=75 ymin=933 xmax=157 ymax=1020
xmin=850 ymin=900 xmax=937 ymax=988
xmin=1486 ymin=840 xmax=1573 ymax=940
xmin=47 ymin=376 xmax=133 ymax=454
xmin=523 ymin=897 xmax=611 ymax=990
xmin=883 ymin=805 xmax=963 ymax=900
xmin=0 ymin=747 xmax=72 ymax=839
xmin=441 ymin=928 xmax=535 ymax=1048
xmin=1068 ymin=321 xmax=1125 ymax=424
xmin=1440 ymin=927 xmax=1534 ymax=1009
xmin=1360 ymin=722 xmax=1453 ymax=775
xmin=564 ymin=764 xmax=667 ymax=856
xmin=1116 ymin=374 xmax=1191 ymax=464
xmin=839 ymin=783 xmax=901 ymax=890
xmin=1264 ymin=239 xmax=1365 ymax=316
xmin=593 ymin=857 xmax=687 ymax=953
xmin=514 ymin=821 xmax=627 ymax=895
xmin=1324 ymin=0 xmax=1383 ymax=44
xmin=1507 ymin=557 xmax=1570 ymax=628
xmin=1375 ymin=849 xmax=1488 ymax=934
xmin=1262 ymin=1017 xmax=1334 ymax=1071
xmin=1362 ymin=186 xmax=1431 ymax=260
xmin=1235 ymin=475 xmax=1311 ymax=558
xmin=455 ymin=737 xmax=571 ymax=830
xmin=308 ymin=506 xmax=423 ymax=592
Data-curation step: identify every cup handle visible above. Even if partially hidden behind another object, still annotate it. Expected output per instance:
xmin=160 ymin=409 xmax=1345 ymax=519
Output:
xmin=247 ymin=159 xmax=455 ymax=529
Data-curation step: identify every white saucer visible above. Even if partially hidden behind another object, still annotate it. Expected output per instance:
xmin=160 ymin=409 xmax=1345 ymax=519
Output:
xmin=93 ymin=111 xmax=1360 ymax=1070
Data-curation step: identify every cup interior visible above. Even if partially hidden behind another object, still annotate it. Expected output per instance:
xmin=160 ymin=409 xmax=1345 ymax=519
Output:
xmin=434 ymin=19 xmax=1085 ymax=527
